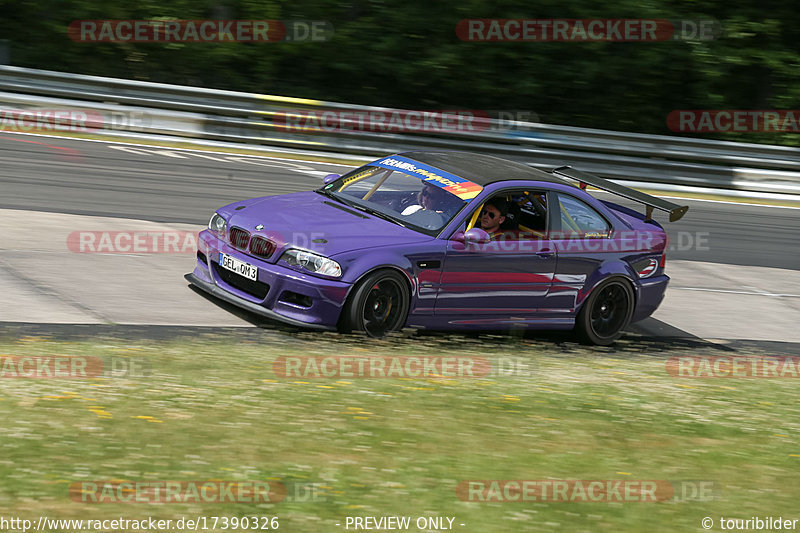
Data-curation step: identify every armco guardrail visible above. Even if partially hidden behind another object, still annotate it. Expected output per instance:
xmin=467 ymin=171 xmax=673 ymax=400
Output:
xmin=1 ymin=65 xmax=800 ymax=196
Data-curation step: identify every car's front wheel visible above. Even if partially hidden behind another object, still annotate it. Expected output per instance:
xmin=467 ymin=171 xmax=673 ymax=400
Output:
xmin=575 ymin=278 xmax=634 ymax=345
xmin=340 ymin=269 xmax=410 ymax=337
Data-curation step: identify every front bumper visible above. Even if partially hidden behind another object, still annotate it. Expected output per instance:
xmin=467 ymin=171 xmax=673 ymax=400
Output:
xmin=187 ymin=230 xmax=352 ymax=330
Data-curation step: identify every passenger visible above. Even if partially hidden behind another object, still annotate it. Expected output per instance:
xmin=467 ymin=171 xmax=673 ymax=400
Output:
xmin=479 ymin=199 xmax=508 ymax=239
xmin=479 ymin=198 xmax=522 ymax=241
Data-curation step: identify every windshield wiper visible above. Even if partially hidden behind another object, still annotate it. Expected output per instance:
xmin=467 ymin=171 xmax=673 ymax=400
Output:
xmin=360 ymin=206 xmax=409 ymax=228
xmin=316 ymin=189 xmax=408 ymax=228
xmin=316 ymin=188 xmax=342 ymax=202
xmin=316 ymin=189 xmax=360 ymax=209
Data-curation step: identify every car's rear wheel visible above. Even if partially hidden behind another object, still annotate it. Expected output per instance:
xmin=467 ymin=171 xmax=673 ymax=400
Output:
xmin=340 ymin=270 xmax=410 ymax=337
xmin=575 ymin=278 xmax=634 ymax=346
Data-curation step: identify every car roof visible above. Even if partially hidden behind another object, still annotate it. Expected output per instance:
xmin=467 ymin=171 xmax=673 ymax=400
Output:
xmin=399 ymin=151 xmax=572 ymax=187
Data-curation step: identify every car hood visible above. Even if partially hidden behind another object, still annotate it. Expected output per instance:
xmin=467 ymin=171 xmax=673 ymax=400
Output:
xmin=219 ymin=191 xmax=433 ymax=260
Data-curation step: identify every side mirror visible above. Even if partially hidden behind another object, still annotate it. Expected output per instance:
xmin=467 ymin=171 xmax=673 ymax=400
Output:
xmin=464 ymin=228 xmax=491 ymax=244
xmin=460 ymin=228 xmax=492 ymax=246
xmin=322 ymin=174 xmax=340 ymax=185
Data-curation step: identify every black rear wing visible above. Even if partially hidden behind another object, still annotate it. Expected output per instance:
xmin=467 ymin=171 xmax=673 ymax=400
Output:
xmin=552 ymin=166 xmax=689 ymax=222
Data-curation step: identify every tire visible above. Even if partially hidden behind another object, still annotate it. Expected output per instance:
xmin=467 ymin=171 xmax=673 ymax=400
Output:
xmin=339 ymin=269 xmax=410 ymax=337
xmin=575 ymin=278 xmax=634 ymax=346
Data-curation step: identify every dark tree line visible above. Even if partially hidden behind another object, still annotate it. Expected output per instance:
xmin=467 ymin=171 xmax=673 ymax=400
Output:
xmin=2 ymin=0 xmax=799 ymax=145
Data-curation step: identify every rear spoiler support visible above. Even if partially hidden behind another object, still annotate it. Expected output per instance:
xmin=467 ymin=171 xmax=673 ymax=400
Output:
xmin=552 ymin=166 xmax=689 ymax=222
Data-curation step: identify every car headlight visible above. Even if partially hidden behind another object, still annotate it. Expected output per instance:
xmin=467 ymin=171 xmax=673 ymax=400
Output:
xmin=281 ymin=249 xmax=342 ymax=277
xmin=208 ymin=213 xmax=227 ymax=238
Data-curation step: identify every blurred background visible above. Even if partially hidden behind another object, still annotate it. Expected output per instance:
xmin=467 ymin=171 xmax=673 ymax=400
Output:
xmin=1 ymin=0 xmax=798 ymax=145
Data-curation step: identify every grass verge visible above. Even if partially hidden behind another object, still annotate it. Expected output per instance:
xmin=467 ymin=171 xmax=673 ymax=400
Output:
xmin=0 ymin=330 xmax=797 ymax=532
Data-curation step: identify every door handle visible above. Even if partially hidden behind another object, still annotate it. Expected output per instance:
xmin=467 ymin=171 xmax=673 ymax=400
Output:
xmin=536 ymin=249 xmax=554 ymax=257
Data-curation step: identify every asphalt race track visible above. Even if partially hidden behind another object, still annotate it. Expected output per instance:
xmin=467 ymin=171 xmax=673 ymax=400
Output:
xmin=2 ymin=133 xmax=798 ymax=270
xmin=0 ymin=134 xmax=334 ymax=223
xmin=1 ymin=131 xmax=798 ymax=345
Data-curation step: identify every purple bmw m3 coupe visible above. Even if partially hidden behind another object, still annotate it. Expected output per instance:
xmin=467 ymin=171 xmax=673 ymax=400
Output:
xmin=186 ymin=151 xmax=688 ymax=345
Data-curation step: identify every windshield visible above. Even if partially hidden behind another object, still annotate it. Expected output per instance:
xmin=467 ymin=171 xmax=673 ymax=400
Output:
xmin=318 ymin=161 xmax=482 ymax=234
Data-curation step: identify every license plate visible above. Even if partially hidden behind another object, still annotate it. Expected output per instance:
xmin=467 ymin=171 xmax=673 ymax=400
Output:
xmin=219 ymin=253 xmax=258 ymax=281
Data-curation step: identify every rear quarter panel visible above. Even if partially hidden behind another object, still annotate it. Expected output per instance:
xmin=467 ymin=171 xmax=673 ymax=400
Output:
xmin=545 ymin=185 xmax=668 ymax=315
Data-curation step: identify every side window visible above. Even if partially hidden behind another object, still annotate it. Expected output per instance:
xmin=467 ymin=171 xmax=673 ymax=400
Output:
xmin=515 ymin=192 xmax=547 ymax=234
xmin=465 ymin=190 xmax=548 ymax=239
xmin=556 ymin=194 xmax=610 ymax=237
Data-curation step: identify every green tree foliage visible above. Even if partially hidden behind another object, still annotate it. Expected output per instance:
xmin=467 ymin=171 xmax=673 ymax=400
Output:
xmin=1 ymin=0 xmax=798 ymax=144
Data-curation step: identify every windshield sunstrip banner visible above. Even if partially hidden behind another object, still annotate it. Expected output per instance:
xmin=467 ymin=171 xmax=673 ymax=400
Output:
xmin=372 ymin=156 xmax=483 ymax=200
